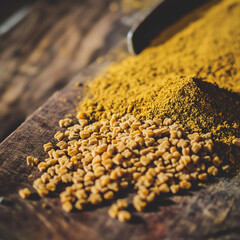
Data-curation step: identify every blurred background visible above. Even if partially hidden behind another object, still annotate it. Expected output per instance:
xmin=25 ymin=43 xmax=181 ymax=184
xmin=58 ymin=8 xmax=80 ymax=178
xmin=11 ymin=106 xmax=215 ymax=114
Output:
xmin=0 ymin=0 xmax=148 ymax=143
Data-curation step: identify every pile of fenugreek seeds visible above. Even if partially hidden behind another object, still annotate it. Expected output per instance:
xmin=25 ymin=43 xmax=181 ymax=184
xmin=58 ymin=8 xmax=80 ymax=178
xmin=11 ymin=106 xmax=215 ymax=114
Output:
xmin=20 ymin=113 xmax=232 ymax=221
xmin=19 ymin=0 xmax=240 ymax=222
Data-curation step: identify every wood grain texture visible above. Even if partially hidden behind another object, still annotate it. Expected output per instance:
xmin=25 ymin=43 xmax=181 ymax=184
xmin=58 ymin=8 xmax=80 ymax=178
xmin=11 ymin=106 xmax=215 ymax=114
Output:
xmin=0 ymin=0 xmax=154 ymax=142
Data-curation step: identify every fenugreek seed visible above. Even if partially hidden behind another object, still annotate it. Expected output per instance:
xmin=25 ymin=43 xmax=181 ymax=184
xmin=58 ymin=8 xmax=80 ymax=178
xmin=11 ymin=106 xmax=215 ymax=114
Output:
xmin=72 ymin=183 xmax=83 ymax=190
xmin=145 ymin=130 xmax=155 ymax=138
xmin=43 ymin=142 xmax=53 ymax=152
xmin=75 ymin=200 xmax=83 ymax=210
xmin=207 ymin=166 xmax=218 ymax=176
xmin=163 ymin=118 xmax=172 ymax=126
xmin=120 ymin=181 xmax=128 ymax=189
xmin=146 ymin=192 xmax=155 ymax=202
xmin=133 ymin=196 xmax=146 ymax=212
xmin=126 ymin=141 xmax=137 ymax=151
xmin=97 ymin=144 xmax=107 ymax=154
xmin=38 ymin=162 xmax=48 ymax=172
xmin=179 ymin=173 xmax=191 ymax=181
xmin=182 ymin=147 xmax=190 ymax=156
xmin=77 ymin=112 xmax=87 ymax=120
xmin=112 ymin=154 xmax=123 ymax=165
xmin=34 ymin=158 xmax=39 ymax=165
xmin=107 ymin=145 xmax=116 ymax=155
xmin=99 ymin=175 xmax=110 ymax=187
xmin=80 ymin=130 xmax=90 ymax=139
xmin=122 ymin=149 xmax=132 ymax=158
xmin=108 ymin=182 xmax=119 ymax=192
xmin=212 ymin=156 xmax=222 ymax=167
xmin=191 ymin=142 xmax=202 ymax=153
xmin=89 ymin=138 xmax=98 ymax=145
xmin=46 ymin=158 xmax=57 ymax=166
xmin=68 ymin=148 xmax=79 ymax=156
xmin=179 ymin=180 xmax=191 ymax=189
xmin=139 ymin=155 xmax=151 ymax=166
xmin=157 ymin=172 xmax=168 ymax=183
xmin=78 ymin=119 xmax=88 ymax=127
xmin=131 ymin=122 xmax=141 ymax=130
xmin=104 ymin=191 xmax=114 ymax=200
xmin=117 ymin=199 xmax=128 ymax=209
xmin=170 ymin=184 xmax=180 ymax=194
xmin=162 ymin=152 xmax=172 ymax=161
xmin=19 ymin=188 xmax=31 ymax=199
xmin=62 ymin=201 xmax=73 ymax=212
xmin=68 ymin=132 xmax=79 ymax=140
xmin=108 ymin=204 xmax=119 ymax=218
xmin=133 ymin=172 xmax=141 ymax=180
xmin=118 ymin=210 xmax=131 ymax=222
xmin=116 ymin=142 xmax=126 ymax=153
xmin=26 ymin=156 xmax=34 ymax=166
xmin=54 ymin=131 xmax=64 ymax=141
xmin=177 ymin=139 xmax=188 ymax=148
xmin=46 ymin=182 xmax=56 ymax=192
xmin=37 ymin=187 xmax=49 ymax=197
xmin=170 ymin=138 xmax=179 ymax=146
xmin=59 ymin=118 xmax=73 ymax=128
xmin=159 ymin=183 xmax=170 ymax=193
xmin=61 ymin=174 xmax=72 ymax=183
xmin=110 ymin=114 xmax=118 ymax=124
xmin=140 ymin=147 xmax=152 ymax=155
xmin=94 ymin=167 xmax=105 ymax=177
xmin=88 ymin=193 xmax=102 ymax=205
xmin=110 ymin=169 xmax=120 ymax=180
xmin=222 ymin=165 xmax=230 ymax=172
xmin=75 ymin=189 xmax=87 ymax=199
xmin=41 ymin=172 xmax=50 ymax=183
xmin=180 ymin=155 xmax=191 ymax=166
xmin=191 ymin=155 xmax=200 ymax=164
xmin=138 ymin=188 xmax=149 ymax=198
xmin=170 ymin=131 xmax=177 ymax=139
xmin=198 ymin=173 xmax=208 ymax=180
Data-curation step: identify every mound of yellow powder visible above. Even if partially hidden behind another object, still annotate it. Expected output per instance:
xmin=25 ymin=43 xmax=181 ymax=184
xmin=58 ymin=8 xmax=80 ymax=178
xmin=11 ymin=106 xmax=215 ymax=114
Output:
xmin=81 ymin=0 xmax=240 ymax=146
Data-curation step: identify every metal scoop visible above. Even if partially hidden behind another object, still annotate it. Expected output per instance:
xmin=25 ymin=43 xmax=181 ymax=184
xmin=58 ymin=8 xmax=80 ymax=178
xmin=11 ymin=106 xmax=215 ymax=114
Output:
xmin=127 ymin=0 xmax=211 ymax=55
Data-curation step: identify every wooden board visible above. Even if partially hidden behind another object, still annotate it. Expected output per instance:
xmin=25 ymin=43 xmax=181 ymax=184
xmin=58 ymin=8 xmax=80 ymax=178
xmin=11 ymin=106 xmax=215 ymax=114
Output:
xmin=1 ymin=1 xmax=240 ymax=240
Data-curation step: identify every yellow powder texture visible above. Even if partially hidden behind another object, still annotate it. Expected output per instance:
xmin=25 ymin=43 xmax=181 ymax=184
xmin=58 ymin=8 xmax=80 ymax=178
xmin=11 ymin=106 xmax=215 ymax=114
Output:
xmin=81 ymin=0 xmax=240 ymax=146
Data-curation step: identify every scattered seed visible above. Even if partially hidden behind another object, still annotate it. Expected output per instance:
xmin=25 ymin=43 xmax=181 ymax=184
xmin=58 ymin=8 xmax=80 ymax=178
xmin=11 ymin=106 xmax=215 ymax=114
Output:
xmin=19 ymin=188 xmax=31 ymax=199
xmin=118 ymin=210 xmax=131 ymax=222
xmin=23 ymin=114 xmax=230 ymax=222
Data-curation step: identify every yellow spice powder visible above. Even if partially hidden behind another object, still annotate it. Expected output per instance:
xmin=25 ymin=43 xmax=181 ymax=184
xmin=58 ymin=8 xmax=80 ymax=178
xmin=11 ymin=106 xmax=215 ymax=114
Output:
xmin=81 ymin=0 xmax=240 ymax=146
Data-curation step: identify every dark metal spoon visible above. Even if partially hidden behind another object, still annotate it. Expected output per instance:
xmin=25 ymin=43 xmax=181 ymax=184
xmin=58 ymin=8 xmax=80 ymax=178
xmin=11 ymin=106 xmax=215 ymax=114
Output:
xmin=127 ymin=0 xmax=211 ymax=55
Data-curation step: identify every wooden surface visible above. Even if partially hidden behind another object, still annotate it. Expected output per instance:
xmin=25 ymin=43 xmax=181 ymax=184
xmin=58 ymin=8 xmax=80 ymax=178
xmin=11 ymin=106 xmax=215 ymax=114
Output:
xmin=1 ymin=1 xmax=240 ymax=240
xmin=0 ymin=0 xmax=153 ymax=142
xmin=1 ymin=45 xmax=240 ymax=240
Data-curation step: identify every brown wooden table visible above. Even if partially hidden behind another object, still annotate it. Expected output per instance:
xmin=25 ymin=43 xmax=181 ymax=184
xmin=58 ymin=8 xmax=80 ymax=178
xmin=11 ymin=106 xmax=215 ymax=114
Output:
xmin=1 ymin=1 xmax=240 ymax=239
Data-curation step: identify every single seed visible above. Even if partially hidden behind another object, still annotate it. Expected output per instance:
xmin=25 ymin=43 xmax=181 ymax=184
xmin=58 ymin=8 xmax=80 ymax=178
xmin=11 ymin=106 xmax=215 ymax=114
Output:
xmin=62 ymin=201 xmax=73 ymax=212
xmin=118 ymin=210 xmax=131 ymax=222
xmin=43 ymin=142 xmax=53 ymax=152
xmin=198 ymin=173 xmax=208 ymax=180
xmin=179 ymin=180 xmax=191 ymax=189
xmin=19 ymin=188 xmax=31 ymax=199
xmin=26 ymin=156 xmax=34 ymax=166
xmin=170 ymin=184 xmax=180 ymax=194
